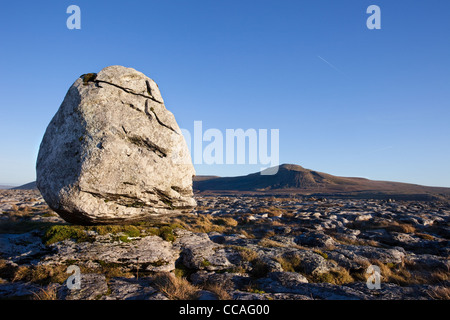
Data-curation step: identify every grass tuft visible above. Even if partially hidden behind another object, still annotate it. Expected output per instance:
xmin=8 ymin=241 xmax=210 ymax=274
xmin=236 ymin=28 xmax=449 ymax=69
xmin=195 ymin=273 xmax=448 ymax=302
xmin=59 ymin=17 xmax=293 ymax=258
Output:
xmin=32 ymin=284 xmax=59 ymax=300
xmin=153 ymin=272 xmax=200 ymax=300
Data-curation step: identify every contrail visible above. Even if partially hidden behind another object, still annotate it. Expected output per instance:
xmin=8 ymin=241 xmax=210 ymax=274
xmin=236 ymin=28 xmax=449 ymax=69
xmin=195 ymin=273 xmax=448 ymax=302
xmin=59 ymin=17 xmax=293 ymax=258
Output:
xmin=317 ymin=55 xmax=346 ymax=76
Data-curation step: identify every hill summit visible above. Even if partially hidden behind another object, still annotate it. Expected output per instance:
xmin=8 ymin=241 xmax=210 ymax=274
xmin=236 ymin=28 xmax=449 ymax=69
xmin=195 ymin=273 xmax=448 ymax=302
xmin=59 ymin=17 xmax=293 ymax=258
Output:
xmin=194 ymin=164 xmax=450 ymax=200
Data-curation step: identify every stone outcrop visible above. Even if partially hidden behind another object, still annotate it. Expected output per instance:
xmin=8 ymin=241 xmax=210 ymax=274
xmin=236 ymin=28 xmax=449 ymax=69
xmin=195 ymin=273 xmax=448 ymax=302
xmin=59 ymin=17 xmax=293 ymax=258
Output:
xmin=1 ymin=189 xmax=448 ymax=300
xmin=36 ymin=66 xmax=196 ymax=224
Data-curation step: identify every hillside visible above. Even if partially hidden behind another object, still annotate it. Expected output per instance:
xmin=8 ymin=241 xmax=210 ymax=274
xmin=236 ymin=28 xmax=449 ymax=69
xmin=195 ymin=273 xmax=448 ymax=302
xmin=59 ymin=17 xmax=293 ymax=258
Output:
xmin=194 ymin=164 xmax=450 ymax=200
xmin=11 ymin=181 xmax=37 ymax=190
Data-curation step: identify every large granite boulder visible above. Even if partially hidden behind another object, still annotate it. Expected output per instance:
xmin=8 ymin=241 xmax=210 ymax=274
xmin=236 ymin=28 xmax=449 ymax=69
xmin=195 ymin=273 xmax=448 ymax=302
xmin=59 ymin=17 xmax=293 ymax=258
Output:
xmin=36 ymin=65 xmax=196 ymax=224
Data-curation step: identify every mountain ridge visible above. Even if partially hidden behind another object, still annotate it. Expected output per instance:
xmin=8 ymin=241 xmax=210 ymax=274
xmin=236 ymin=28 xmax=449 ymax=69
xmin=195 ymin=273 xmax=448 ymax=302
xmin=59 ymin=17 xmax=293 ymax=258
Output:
xmin=193 ymin=164 xmax=450 ymax=201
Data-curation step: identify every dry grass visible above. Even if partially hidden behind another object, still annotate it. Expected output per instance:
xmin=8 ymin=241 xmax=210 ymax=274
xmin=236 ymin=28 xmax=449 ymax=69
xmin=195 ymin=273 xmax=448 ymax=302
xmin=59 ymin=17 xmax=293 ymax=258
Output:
xmin=348 ymin=219 xmax=416 ymax=234
xmin=258 ymin=238 xmax=285 ymax=248
xmin=243 ymin=283 xmax=266 ymax=294
xmin=371 ymin=260 xmax=413 ymax=285
xmin=213 ymin=217 xmax=239 ymax=228
xmin=371 ymin=260 xmax=437 ymax=286
xmin=4 ymin=204 xmax=35 ymax=218
xmin=230 ymin=246 xmax=258 ymax=262
xmin=275 ymin=255 xmax=354 ymax=285
xmin=275 ymin=255 xmax=302 ymax=273
xmin=427 ymin=286 xmax=450 ymax=300
xmin=312 ymin=251 xmax=329 ymax=262
xmin=415 ymin=233 xmax=435 ymax=241
xmin=429 ymin=270 xmax=449 ymax=283
xmin=12 ymin=265 xmax=68 ymax=284
xmin=96 ymin=261 xmax=134 ymax=279
xmin=331 ymin=233 xmax=380 ymax=247
xmin=395 ymin=223 xmax=416 ymax=234
xmin=202 ymin=283 xmax=231 ymax=300
xmin=32 ymin=284 xmax=59 ymax=300
xmin=195 ymin=205 xmax=213 ymax=211
xmin=268 ymin=219 xmax=285 ymax=227
xmin=251 ymin=206 xmax=286 ymax=217
xmin=260 ymin=196 xmax=299 ymax=202
xmin=310 ymin=268 xmax=354 ymax=285
xmin=262 ymin=230 xmax=276 ymax=239
xmin=169 ymin=214 xmax=237 ymax=234
xmin=403 ymin=260 xmax=449 ymax=284
xmin=41 ymin=209 xmax=58 ymax=217
xmin=153 ymin=272 xmax=200 ymax=300
xmin=355 ymin=259 xmax=450 ymax=287
xmin=238 ymin=229 xmax=255 ymax=239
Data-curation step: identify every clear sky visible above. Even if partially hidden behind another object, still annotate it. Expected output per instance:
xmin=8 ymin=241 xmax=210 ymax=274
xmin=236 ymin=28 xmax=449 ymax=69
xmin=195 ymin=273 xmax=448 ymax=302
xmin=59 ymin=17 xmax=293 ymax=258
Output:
xmin=0 ymin=0 xmax=449 ymax=187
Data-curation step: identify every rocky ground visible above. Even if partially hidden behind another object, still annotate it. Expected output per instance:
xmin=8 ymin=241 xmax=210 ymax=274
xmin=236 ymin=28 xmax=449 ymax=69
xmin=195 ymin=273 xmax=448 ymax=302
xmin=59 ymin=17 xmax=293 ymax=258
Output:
xmin=0 ymin=189 xmax=449 ymax=300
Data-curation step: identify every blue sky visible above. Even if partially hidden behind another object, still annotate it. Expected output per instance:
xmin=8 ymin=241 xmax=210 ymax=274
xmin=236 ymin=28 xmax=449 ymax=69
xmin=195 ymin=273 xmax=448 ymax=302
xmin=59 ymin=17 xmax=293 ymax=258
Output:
xmin=0 ymin=0 xmax=449 ymax=187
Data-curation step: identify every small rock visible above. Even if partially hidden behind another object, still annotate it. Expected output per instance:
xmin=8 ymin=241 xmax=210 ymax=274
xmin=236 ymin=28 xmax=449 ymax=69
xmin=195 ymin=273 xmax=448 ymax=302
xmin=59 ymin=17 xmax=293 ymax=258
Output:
xmin=197 ymin=290 xmax=219 ymax=300
xmin=295 ymin=232 xmax=335 ymax=249
xmin=61 ymin=273 xmax=108 ymax=300
xmin=355 ymin=214 xmax=373 ymax=222
xmin=104 ymin=277 xmax=157 ymax=300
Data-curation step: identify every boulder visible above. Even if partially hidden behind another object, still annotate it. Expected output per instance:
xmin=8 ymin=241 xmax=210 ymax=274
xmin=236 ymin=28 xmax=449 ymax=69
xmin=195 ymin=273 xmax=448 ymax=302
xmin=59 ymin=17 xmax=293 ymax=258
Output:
xmin=174 ymin=229 xmax=239 ymax=271
xmin=60 ymin=273 xmax=109 ymax=300
xmin=295 ymin=231 xmax=336 ymax=248
xmin=334 ymin=245 xmax=406 ymax=264
xmin=103 ymin=277 xmax=158 ymax=300
xmin=0 ymin=282 xmax=41 ymax=299
xmin=0 ymin=232 xmax=48 ymax=264
xmin=42 ymin=235 xmax=179 ymax=273
xmin=190 ymin=271 xmax=251 ymax=291
xmin=36 ymin=66 xmax=196 ymax=224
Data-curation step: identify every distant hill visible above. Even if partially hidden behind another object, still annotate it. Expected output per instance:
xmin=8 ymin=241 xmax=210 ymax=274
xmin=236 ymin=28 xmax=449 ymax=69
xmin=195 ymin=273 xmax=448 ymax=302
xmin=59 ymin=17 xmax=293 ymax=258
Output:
xmin=193 ymin=175 xmax=220 ymax=182
xmin=194 ymin=164 xmax=450 ymax=201
xmin=0 ymin=185 xmax=17 ymax=190
xmin=11 ymin=181 xmax=37 ymax=190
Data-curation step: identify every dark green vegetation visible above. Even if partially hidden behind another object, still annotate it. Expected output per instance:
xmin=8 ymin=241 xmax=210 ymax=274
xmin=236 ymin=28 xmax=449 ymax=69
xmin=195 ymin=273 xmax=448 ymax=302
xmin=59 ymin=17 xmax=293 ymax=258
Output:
xmin=81 ymin=73 xmax=97 ymax=85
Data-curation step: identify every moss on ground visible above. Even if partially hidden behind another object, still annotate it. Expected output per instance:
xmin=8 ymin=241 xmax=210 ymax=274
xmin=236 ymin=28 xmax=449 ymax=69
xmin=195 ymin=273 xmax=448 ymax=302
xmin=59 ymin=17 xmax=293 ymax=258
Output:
xmin=42 ymin=225 xmax=94 ymax=245
xmin=41 ymin=222 xmax=186 ymax=245
xmin=23 ymin=212 xmax=240 ymax=246
xmin=309 ymin=269 xmax=354 ymax=285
